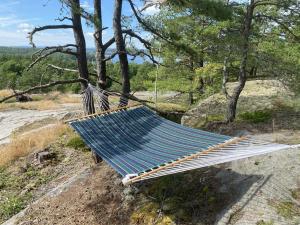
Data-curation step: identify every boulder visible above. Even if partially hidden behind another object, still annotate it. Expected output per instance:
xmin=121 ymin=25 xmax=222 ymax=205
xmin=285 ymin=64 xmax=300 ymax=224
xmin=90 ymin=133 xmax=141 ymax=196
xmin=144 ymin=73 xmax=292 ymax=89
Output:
xmin=181 ymin=80 xmax=293 ymax=127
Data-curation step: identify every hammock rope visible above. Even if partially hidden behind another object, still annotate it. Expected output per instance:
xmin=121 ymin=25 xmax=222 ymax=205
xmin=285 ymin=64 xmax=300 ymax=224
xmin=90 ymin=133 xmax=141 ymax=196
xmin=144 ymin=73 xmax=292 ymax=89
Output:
xmin=67 ymin=95 xmax=300 ymax=185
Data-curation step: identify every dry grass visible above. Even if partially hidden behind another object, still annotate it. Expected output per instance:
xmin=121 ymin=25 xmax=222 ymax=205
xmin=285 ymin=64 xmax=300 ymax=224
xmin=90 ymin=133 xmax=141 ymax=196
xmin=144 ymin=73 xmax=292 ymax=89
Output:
xmin=0 ymin=89 xmax=13 ymax=98
xmin=0 ymin=123 xmax=72 ymax=166
xmin=57 ymin=94 xmax=81 ymax=104
xmin=0 ymin=91 xmax=81 ymax=111
xmin=152 ymin=102 xmax=188 ymax=112
xmin=0 ymin=100 xmax=60 ymax=111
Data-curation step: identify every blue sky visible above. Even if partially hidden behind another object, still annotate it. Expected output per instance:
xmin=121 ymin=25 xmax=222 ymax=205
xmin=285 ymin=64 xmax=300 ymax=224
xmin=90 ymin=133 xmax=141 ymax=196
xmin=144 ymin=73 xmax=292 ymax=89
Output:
xmin=0 ymin=0 xmax=158 ymax=47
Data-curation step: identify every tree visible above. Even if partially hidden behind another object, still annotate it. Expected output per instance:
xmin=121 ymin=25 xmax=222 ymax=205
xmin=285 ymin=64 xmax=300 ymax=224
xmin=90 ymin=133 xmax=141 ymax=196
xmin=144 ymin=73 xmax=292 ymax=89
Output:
xmin=224 ymin=0 xmax=300 ymax=122
xmin=92 ymin=0 xmax=114 ymax=110
xmin=26 ymin=0 xmax=95 ymax=114
xmin=226 ymin=0 xmax=255 ymax=122
xmin=113 ymin=0 xmax=130 ymax=107
xmin=138 ymin=0 xmax=299 ymax=122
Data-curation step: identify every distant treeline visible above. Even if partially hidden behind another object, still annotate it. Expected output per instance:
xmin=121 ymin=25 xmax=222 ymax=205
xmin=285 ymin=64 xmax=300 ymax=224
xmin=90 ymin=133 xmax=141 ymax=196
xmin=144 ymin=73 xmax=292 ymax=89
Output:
xmin=0 ymin=47 xmax=160 ymax=93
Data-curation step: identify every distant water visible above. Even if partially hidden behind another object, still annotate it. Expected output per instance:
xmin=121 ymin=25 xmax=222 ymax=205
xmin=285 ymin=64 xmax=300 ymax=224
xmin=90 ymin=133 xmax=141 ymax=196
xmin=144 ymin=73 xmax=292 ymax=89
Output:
xmin=112 ymin=55 xmax=145 ymax=64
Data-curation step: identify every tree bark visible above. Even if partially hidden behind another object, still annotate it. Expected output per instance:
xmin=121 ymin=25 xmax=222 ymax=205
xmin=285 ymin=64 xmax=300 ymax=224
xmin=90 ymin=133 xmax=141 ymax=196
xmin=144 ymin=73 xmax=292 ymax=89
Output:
xmin=70 ymin=0 xmax=95 ymax=114
xmin=222 ymin=56 xmax=230 ymax=99
xmin=94 ymin=0 xmax=109 ymax=110
xmin=227 ymin=1 xmax=255 ymax=123
xmin=113 ymin=0 xmax=130 ymax=107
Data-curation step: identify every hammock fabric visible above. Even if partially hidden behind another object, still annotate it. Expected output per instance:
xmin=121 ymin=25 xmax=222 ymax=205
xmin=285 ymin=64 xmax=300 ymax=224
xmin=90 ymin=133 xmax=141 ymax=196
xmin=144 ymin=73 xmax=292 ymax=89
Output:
xmin=68 ymin=105 xmax=299 ymax=185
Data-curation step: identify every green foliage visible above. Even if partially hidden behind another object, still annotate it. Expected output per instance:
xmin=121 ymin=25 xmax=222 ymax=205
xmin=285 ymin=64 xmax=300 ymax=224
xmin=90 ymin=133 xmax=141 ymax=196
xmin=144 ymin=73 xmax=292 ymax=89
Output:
xmin=133 ymin=171 xmax=227 ymax=224
xmin=0 ymin=195 xmax=28 ymax=220
xmin=291 ymin=188 xmax=300 ymax=200
xmin=239 ymin=111 xmax=272 ymax=123
xmin=0 ymin=165 xmax=48 ymax=222
xmin=274 ymin=201 xmax=300 ymax=219
xmin=66 ymin=135 xmax=88 ymax=151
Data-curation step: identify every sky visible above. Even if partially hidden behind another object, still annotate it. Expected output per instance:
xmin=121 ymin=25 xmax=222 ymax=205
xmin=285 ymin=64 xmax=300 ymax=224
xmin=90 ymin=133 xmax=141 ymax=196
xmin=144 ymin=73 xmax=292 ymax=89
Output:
xmin=0 ymin=0 xmax=159 ymax=48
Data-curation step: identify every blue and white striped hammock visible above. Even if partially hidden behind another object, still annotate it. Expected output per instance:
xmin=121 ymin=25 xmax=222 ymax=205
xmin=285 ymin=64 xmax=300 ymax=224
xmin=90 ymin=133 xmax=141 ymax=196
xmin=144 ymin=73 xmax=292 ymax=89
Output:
xmin=68 ymin=105 xmax=299 ymax=185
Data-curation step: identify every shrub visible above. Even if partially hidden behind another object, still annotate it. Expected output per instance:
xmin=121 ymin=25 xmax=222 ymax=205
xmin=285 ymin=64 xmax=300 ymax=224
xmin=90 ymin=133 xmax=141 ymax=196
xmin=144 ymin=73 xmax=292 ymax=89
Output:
xmin=239 ymin=110 xmax=272 ymax=123
xmin=66 ymin=135 xmax=89 ymax=151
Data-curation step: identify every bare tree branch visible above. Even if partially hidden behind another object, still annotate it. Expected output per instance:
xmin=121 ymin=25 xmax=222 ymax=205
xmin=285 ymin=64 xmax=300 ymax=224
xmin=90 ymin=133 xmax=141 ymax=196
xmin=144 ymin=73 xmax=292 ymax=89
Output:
xmin=127 ymin=49 xmax=160 ymax=65
xmin=0 ymin=78 xmax=87 ymax=103
xmin=28 ymin=25 xmax=74 ymax=47
xmin=48 ymin=64 xmax=79 ymax=73
xmin=55 ymin=16 xmax=73 ymax=22
xmin=27 ymin=46 xmax=78 ymax=71
xmin=123 ymin=29 xmax=151 ymax=47
xmin=47 ymin=64 xmax=122 ymax=85
xmin=32 ymin=44 xmax=77 ymax=59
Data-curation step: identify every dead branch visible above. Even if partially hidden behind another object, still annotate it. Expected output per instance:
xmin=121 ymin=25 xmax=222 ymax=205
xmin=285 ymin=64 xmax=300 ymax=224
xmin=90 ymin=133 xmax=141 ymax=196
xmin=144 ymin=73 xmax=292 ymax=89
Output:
xmin=55 ymin=16 xmax=73 ymax=22
xmin=47 ymin=64 xmax=122 ymax=85
xmin=127 ymin=49 xmax=160 ymax=65
xmin=27 ymin=46 xmax=78 ymax=71
xmin=32 ymin=44 xmax=77 ymax=59
xmin=123 ymin=29 xmax=151 ymax=48
xmin=28 ymin=25 xmax=74 ymax=47
xmin=0 ymin=78 xmax=87 ymax=103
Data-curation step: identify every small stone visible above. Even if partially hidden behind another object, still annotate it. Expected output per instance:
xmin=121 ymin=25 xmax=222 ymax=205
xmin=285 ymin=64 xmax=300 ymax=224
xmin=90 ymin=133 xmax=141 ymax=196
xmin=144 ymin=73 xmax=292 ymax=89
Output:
xmin=124 ymin=194 xmax=135 ymax=202
xmin=123 ymin=186 xmax=134 ymax=196
xmin=35 ymin=150 xmax=56 ymax=164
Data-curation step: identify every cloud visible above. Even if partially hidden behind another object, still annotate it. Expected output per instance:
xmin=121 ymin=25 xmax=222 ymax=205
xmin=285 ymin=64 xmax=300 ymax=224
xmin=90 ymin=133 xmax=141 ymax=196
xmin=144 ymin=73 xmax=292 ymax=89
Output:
xmin=80 ymin=0 xmax=93 ymax=12
xmin=143 ymin=5 xmax=160 ymax=15
xmin=17 ymin=23 xmax=34 ymax=33
xmin=0 ymin=16 xmax=30 ymax=28
xmin=0 ymin=28 xmax=95 ymax=48
xmin=87 ymin=32 xmax=94 ymax=37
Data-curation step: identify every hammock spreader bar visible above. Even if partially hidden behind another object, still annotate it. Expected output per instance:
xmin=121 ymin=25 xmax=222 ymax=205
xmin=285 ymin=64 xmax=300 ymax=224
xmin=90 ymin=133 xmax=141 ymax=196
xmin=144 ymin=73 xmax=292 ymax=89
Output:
xmin=68 ymin=105 xmax=299 ymax=185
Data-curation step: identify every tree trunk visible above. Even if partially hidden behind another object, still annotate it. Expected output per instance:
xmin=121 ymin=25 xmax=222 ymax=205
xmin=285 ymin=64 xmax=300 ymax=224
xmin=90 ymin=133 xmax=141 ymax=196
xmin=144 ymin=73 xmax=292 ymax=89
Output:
xmin=70 ymin=0 xmax=95 ymax=114
xmin=94 ymin=0 xmax=109 ymax=111
xmin=227 ymin=1 xmax=255 ymax=123
xmin=222 ymin=56 xmax=230 ymax=99
xmin=113 ymin=0 xmax=130 ymax=107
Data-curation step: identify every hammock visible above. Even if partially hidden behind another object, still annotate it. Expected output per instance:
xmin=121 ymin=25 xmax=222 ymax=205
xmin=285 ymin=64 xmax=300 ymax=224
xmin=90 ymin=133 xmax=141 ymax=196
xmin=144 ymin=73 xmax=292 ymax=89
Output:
xmin=67 ymin=104 xmax=299 ymax=185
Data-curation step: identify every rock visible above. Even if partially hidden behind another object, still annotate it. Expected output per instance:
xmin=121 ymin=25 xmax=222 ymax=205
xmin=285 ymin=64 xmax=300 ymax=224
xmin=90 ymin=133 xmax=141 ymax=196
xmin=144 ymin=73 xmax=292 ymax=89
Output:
xmin=123 ymin=186 xmax=138 ymax=196
xmin=15 ymin=94 xmax=32 ymax=102
xmin=124 ymin=194 xmax=135 ymax=202
xmin=35 ymin=149 xmax=56 ymax=164
xmin=181 ymin=80 xmax=292 ymax=127
xmin=113 ymin=178 xmax=122 ymax=186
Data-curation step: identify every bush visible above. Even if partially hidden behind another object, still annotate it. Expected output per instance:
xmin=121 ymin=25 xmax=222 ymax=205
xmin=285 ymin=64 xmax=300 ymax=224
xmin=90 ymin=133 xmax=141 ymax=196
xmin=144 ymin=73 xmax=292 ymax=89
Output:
xmin=66 ymin=136 xmax=89 ymax=151
xmin=239 ymin=110 xmax=272 ymax=123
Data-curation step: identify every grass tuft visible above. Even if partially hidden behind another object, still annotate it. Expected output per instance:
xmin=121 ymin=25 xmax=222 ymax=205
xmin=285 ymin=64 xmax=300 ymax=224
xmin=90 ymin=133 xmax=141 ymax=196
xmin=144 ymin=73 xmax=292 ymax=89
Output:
xmin=66 ymin=135 xmax=89 ymax=151
xmin=239 ymin=110 xmax=272 ymax=123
